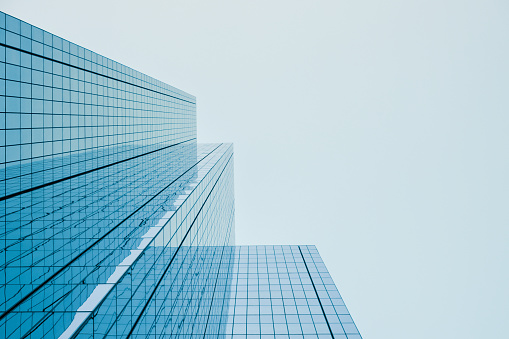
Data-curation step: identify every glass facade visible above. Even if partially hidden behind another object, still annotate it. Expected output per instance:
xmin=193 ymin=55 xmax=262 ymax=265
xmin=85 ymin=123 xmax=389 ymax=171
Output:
xmin=0 ymin=12 xmax=362 ymax=339
xmin=222 ymin=245 xmax=361 ymax=339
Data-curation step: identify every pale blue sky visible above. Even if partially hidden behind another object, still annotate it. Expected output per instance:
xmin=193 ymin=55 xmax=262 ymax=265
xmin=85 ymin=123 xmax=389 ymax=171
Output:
xmin=3 ymin=1 xmax=508 ymax=338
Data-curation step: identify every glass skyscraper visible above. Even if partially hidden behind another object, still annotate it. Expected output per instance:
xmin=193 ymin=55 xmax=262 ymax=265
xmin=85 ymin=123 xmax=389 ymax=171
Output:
xmin=0 ymin=12 xmax=362 ymax=339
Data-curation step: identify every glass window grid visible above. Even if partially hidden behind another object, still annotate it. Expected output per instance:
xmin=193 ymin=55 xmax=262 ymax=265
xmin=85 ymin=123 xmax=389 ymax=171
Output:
xmin=1 ymin=11 xmax=197 ymax=202
xmin=0 ymin=11 xmax=361 ymax=339
xmin=1 ymin=144 xmax=235 ymax=338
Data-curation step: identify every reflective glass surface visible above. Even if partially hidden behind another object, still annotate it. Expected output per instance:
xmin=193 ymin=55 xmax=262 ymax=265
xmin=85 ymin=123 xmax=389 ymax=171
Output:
xmin=219 ymin=245 xmax=362 ymax=339
xmin=0 ymin=11 xmax=196 ymax=199
xmin=1 ymin=11 xmax=362 ymax=339
xmin=1 ymin=141 xmax=235 ymax=338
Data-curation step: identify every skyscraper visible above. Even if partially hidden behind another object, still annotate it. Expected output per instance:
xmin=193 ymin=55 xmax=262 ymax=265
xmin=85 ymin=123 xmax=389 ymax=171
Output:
xmin=0 ymin=12 xmax=361 ymax=338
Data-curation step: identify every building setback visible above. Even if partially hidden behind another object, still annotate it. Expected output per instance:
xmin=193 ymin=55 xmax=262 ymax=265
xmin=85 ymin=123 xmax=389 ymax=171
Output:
xmin=0 ymin=12 xmax=362 ymax=339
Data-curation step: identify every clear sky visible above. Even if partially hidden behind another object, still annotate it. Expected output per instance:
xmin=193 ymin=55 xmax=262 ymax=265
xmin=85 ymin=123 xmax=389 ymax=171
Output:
xmin=3 ymin=1 xmax=508 ymax=338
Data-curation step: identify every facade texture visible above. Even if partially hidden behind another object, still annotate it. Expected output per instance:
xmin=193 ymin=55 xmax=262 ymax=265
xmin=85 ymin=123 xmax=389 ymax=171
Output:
xmin=220 ymin=245 xmax=361 ymax=339
xmin=0 ymin=12 xmax=361 ymax=339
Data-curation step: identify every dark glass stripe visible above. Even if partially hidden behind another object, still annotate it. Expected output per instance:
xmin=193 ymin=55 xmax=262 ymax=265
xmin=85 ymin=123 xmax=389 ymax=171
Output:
xmin=298 ymin=246 xmax=336 ymax=339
